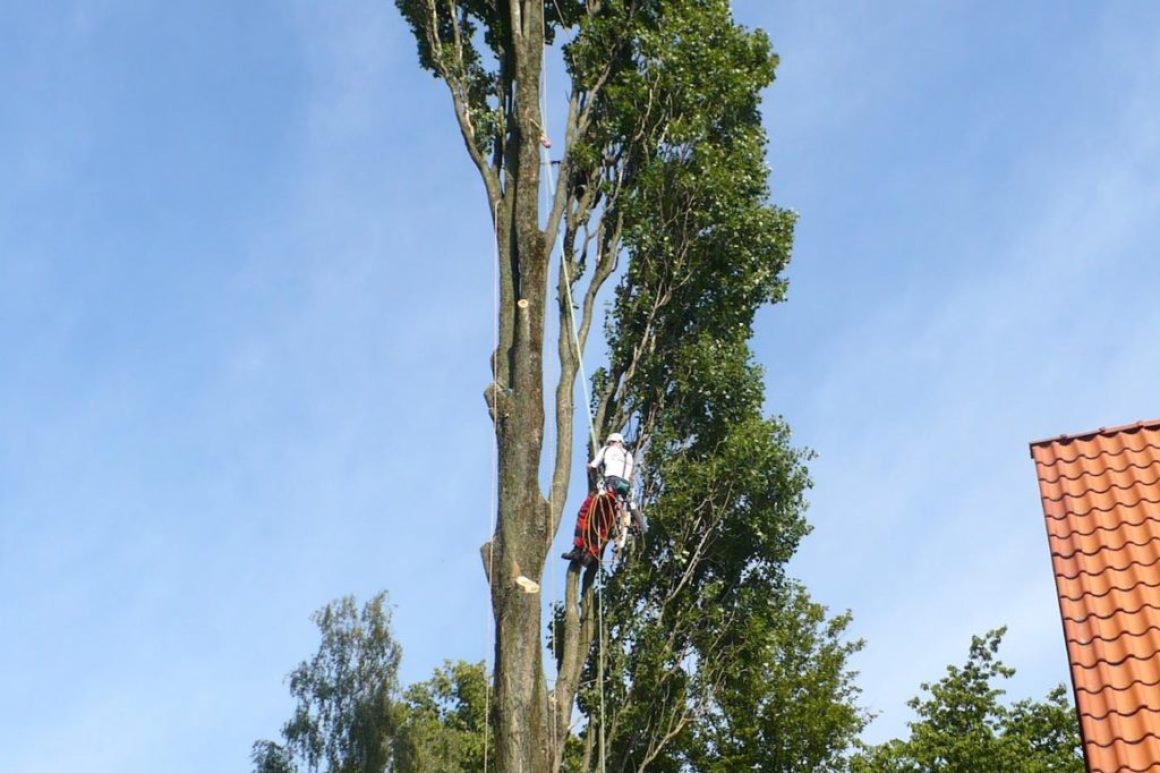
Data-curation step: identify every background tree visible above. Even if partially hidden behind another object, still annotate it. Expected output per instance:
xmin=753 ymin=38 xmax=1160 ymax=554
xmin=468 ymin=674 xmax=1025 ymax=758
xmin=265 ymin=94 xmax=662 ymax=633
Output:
xmin=393 ymin=660 xmax=495 ymax=773
xmin=254 ymin=595 xmax=514 ymax=773
xmin=251 ymin=741 xmax=296 ymax=773
xmin=393 ymin=0 xmax=865 ymax=769
xmin=851 ymin=628 xmax=1083 ymax=773
xmin=251 ymin=593 xmax=401 ymax=773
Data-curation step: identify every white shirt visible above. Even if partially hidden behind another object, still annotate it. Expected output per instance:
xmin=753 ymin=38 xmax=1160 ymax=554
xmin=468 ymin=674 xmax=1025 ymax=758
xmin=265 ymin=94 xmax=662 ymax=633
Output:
xmin=589 ymin=443 xmax=634 ymax=481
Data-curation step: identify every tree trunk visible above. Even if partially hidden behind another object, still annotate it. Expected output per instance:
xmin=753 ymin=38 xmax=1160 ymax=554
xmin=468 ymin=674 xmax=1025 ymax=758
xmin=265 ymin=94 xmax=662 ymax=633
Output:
xmin=489 ymin=3 xmax=550 ymax=771
xmin=410 ymin=0 xmax=603 ymax=765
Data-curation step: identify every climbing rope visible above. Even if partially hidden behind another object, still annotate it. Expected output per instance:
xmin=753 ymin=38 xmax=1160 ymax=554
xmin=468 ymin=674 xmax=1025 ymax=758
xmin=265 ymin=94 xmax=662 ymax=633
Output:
xmin=537 ymin=27 xmax=609 ymax=773
xmin=539 ymin=55 xmax=562 ymax=768
xmin=482 ymin=201 xmax=501 ymax=773
xmin=537 ymin=42 xmax=611 ymax=773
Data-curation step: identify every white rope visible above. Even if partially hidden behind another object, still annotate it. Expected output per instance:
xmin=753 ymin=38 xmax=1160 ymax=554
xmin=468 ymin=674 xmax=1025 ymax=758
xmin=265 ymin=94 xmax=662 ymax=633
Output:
xmin=596 ymin=568 xmax=607 ymax=773
xmin=538 ymin=33 xmax=607 ymax=773
xmin=538 ymin=52 xmax=598 ymax=453
xmin=539 ymin=51 xmax=562 ymax=767
xmin=483 ymin=201 xmax=501 ymax=773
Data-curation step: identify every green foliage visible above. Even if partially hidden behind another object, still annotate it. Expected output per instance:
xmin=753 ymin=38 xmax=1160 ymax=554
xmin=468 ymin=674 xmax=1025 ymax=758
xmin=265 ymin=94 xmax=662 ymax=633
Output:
xmin=251 ymin=740 xmax=295 ymax=773
xmin=691 ymin=591 xmax=866 ymax=772
xmin=565 ymin=3 xmax=866 ymax=770
xmin=254 ymin=594 xmax=507 ymax=773
xmin=394 ymin=659 xmax=581 ymax=772
xmin=392 ymin=0 xmax=503 ymax=156
xmin=588 ymin=405 xmax=866 ymax=771
xmin=525 ymin=2 xmax=868 ymax=770
xmin=1006 ymin=686 xmax=1087 ymax=771
xmin=850 ymin=628 xmax=1083 ymax=773
xmin=252 ymin=593 xmax=402 ymax=773
xmin=393 ymin=660 xmax=493 ymax=773
xmin=589 ymin=2 xmax=796 ymax=441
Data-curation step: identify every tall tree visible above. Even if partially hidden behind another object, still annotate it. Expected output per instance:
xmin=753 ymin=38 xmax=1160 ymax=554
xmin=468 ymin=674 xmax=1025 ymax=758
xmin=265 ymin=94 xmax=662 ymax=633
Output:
xmin=251 ymin=593 xmax=402 ymax=773
xmin=851 ymin=628 xmax=1083 ymax=773
xmin=393 ymin=1 xmax=860 ymax=769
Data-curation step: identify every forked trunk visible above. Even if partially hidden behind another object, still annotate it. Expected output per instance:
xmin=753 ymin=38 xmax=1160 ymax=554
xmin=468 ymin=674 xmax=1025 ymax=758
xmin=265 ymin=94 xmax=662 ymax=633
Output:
xmin=488 ymin=3 xmax=553 ymax=769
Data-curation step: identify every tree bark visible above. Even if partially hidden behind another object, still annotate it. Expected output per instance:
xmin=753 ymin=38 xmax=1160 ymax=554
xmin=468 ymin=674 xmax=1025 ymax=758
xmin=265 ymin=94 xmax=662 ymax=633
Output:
xmin=488 ymin=2 xmax=551 ymax=771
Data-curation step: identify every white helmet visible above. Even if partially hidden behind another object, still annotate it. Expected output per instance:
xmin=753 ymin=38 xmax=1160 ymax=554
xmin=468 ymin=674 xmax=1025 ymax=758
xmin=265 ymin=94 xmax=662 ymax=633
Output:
xmin=606 ymin=432 xmax=625 ymax=444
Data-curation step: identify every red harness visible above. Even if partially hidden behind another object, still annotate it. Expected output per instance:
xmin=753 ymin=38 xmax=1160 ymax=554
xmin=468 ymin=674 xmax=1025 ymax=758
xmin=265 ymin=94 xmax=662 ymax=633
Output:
xmin=572 ymin=491 xmax=621 ymax=561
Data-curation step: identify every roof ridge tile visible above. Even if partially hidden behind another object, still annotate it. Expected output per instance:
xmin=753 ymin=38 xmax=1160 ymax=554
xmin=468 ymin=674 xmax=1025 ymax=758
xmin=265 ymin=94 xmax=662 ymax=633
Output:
xmin=1029 ymin=419 xmax=1160 ymax=449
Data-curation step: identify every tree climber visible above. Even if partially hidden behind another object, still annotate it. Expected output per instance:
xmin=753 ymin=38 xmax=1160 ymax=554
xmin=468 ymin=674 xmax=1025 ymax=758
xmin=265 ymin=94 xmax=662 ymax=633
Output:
xmin=599 ymin=432 xmax=646 ymax=542
xmin=590 ymin=432 xmax=633 ymax=500
xmin=562 ymin=433 xmax=643 ymax=567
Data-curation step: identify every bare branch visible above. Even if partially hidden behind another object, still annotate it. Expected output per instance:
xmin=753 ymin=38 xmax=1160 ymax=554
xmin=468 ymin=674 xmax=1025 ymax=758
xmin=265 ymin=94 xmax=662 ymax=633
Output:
xmin=419 ymin=0 xmax=503 ymax=207
xmin=542 ymin=93 xmax=580 ymax=244
xmin=551 ymin=562 xmax=599 ymax=767
xmin=548 ymin=262 xmax=581 ymax=526
xmin=448 ymin=78 xmax=502 ymax=207
xmin=548 ymin=208 xmax=620 ymax=534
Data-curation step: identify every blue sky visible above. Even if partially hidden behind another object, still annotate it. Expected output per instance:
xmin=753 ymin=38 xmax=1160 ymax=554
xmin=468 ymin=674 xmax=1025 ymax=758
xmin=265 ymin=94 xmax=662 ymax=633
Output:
xmin=1 ymin=1 xmax=1158 ymax=770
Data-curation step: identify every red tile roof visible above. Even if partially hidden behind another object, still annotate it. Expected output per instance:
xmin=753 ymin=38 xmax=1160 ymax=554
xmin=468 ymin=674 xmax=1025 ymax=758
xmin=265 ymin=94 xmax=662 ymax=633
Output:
xmin=1031 ymin=419 xmax=1160 ymax=773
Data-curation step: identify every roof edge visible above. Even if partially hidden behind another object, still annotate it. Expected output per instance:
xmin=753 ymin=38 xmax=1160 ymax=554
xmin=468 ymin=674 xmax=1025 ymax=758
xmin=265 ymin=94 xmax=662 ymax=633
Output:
xmin=1028 ymin=418 xmax=1160 ymax=450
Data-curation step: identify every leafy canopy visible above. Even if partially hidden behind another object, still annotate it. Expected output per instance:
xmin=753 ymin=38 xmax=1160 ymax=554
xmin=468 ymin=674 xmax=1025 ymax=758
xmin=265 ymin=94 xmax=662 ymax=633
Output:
xmin=252 ymin=594 xmax=505 ymax=773
xmin=851 ymin=628 xmax=1083 ymax=773
xmin=251 ymin=593 xmax=401 ymax=773
xmin=393 ymin=660 xmax=494 ymax=773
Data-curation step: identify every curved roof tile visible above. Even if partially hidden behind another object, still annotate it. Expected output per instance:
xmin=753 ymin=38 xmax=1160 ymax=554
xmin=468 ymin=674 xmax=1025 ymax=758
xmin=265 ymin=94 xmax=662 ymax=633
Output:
xmin=1039 ymin=450 xmax=1160 ymax=485
xmin=1040 ymin=472 xmax=1160 ymax=502
xmin=1054 ymin=540 xmax=1160 ymax=579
